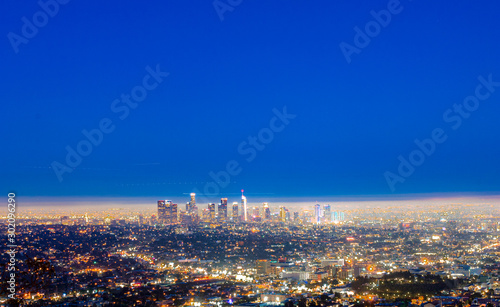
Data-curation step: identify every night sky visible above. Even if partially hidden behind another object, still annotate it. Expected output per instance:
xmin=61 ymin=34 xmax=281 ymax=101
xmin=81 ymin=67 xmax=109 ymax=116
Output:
xmin=1 ymin=0 xmax=500 ymax=199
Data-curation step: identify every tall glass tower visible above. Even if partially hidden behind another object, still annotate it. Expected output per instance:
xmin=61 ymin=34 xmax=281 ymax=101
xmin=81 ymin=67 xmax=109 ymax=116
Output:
xmin=314 ymin=204 xmax=321 ymax=224
xmin=232 ymin=202 xmax=239 ymax=222
xmin=219 ymin=198 xmax=228 ymax=221
xmin=241 ymin=190 xmax=247 ymax=222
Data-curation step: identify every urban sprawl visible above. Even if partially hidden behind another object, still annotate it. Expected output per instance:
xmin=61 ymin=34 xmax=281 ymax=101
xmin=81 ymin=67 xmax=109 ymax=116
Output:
xmin=1 ymin=194 xmax=499 ymax=307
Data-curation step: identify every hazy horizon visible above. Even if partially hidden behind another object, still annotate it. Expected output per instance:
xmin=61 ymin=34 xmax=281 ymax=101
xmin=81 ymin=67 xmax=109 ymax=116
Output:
xmin=14 ymin=192 xmax=500 ymax=212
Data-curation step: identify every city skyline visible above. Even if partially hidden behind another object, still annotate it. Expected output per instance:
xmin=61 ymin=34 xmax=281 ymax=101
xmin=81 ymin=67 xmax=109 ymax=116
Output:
xmin=13 ymin=192 xmax=500 ymax=211
xmin=5 ymin=195 xmax=498 ymax=306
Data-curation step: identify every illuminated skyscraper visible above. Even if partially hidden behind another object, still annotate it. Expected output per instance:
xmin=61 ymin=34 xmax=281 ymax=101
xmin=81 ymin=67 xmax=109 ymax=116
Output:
xmin=158 ymin=200 xmax=177 ymax=224
xmin=263 ymin=203 xmax=271 ymax=220
xmin=189 ymin=193 xmax=196 ymax=213
xmin=232 ymin=202 xmax=239 ymax=221
xmin=208 ymin=203 xmax=216 ymax=221
xmin=165 ymin=200 xmax=172 ymax=222
xmin=332 ymin=211 xmax=345 ymax=222
xmin=314 ymin=204 xmax=321 ymax=224
xmin=324 ymin=204 xmax=331 ymax=223
xmin=241 ymin=190 xmax=247 ymax=222
xmin=171 ymin=203 xmax=178 ymax=223
xmin=219 ymin=198 xmax=228 ymax=221
xmin=279 ymin=206 xmax=286 ymax=223
xmin=158 ymin=200 xmax=167 ymax=222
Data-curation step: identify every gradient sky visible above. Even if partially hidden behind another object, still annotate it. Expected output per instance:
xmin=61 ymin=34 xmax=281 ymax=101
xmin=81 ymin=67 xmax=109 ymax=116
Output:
xmin=1 ymin=0 xmax=500 ymax=199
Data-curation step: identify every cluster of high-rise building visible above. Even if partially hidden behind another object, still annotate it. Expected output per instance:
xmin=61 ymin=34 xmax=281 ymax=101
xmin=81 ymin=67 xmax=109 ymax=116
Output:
xmin=157 ymin=200 xmax=178 ymax=224
xmin=157 ymin=192 xmax=346 ymax=225
xmin=314 ymin=203 xmax=345 ymax=224
xmin=157 ymin=193 xmax=199 ymax=225
xmin=157 ymin=192 xmax=248 ymax=225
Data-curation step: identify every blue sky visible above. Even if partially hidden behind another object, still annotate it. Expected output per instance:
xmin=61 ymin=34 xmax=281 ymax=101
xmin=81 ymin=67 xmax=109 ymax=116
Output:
xmin=1 ymin=0 xmax=500 ymax=199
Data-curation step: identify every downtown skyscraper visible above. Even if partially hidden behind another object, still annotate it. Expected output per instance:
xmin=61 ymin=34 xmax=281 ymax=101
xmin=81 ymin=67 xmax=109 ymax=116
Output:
xmin=188 ymin=193 xmax=196 ymax=213
xmin=219 ymin=198 xmax=228 ymax=221
xmin=158 ymin=200 xmax=177 ymax=224
xmin=263 ymin=203 xmax=271 ymax=220
xmin=209 ymin=203 xmax=216 ymax=221
xmin=324 ymin=204 xmax=331 ymax=223
xmin=241 ymin=190 xmax=247 ymax=222
xmin=232 ymin=202 xmax=239 ymax=222
xmin=314 ymin=204 xmax=321 ymax=224
xmin=158 ymin=200 xmax=167 ymax=222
